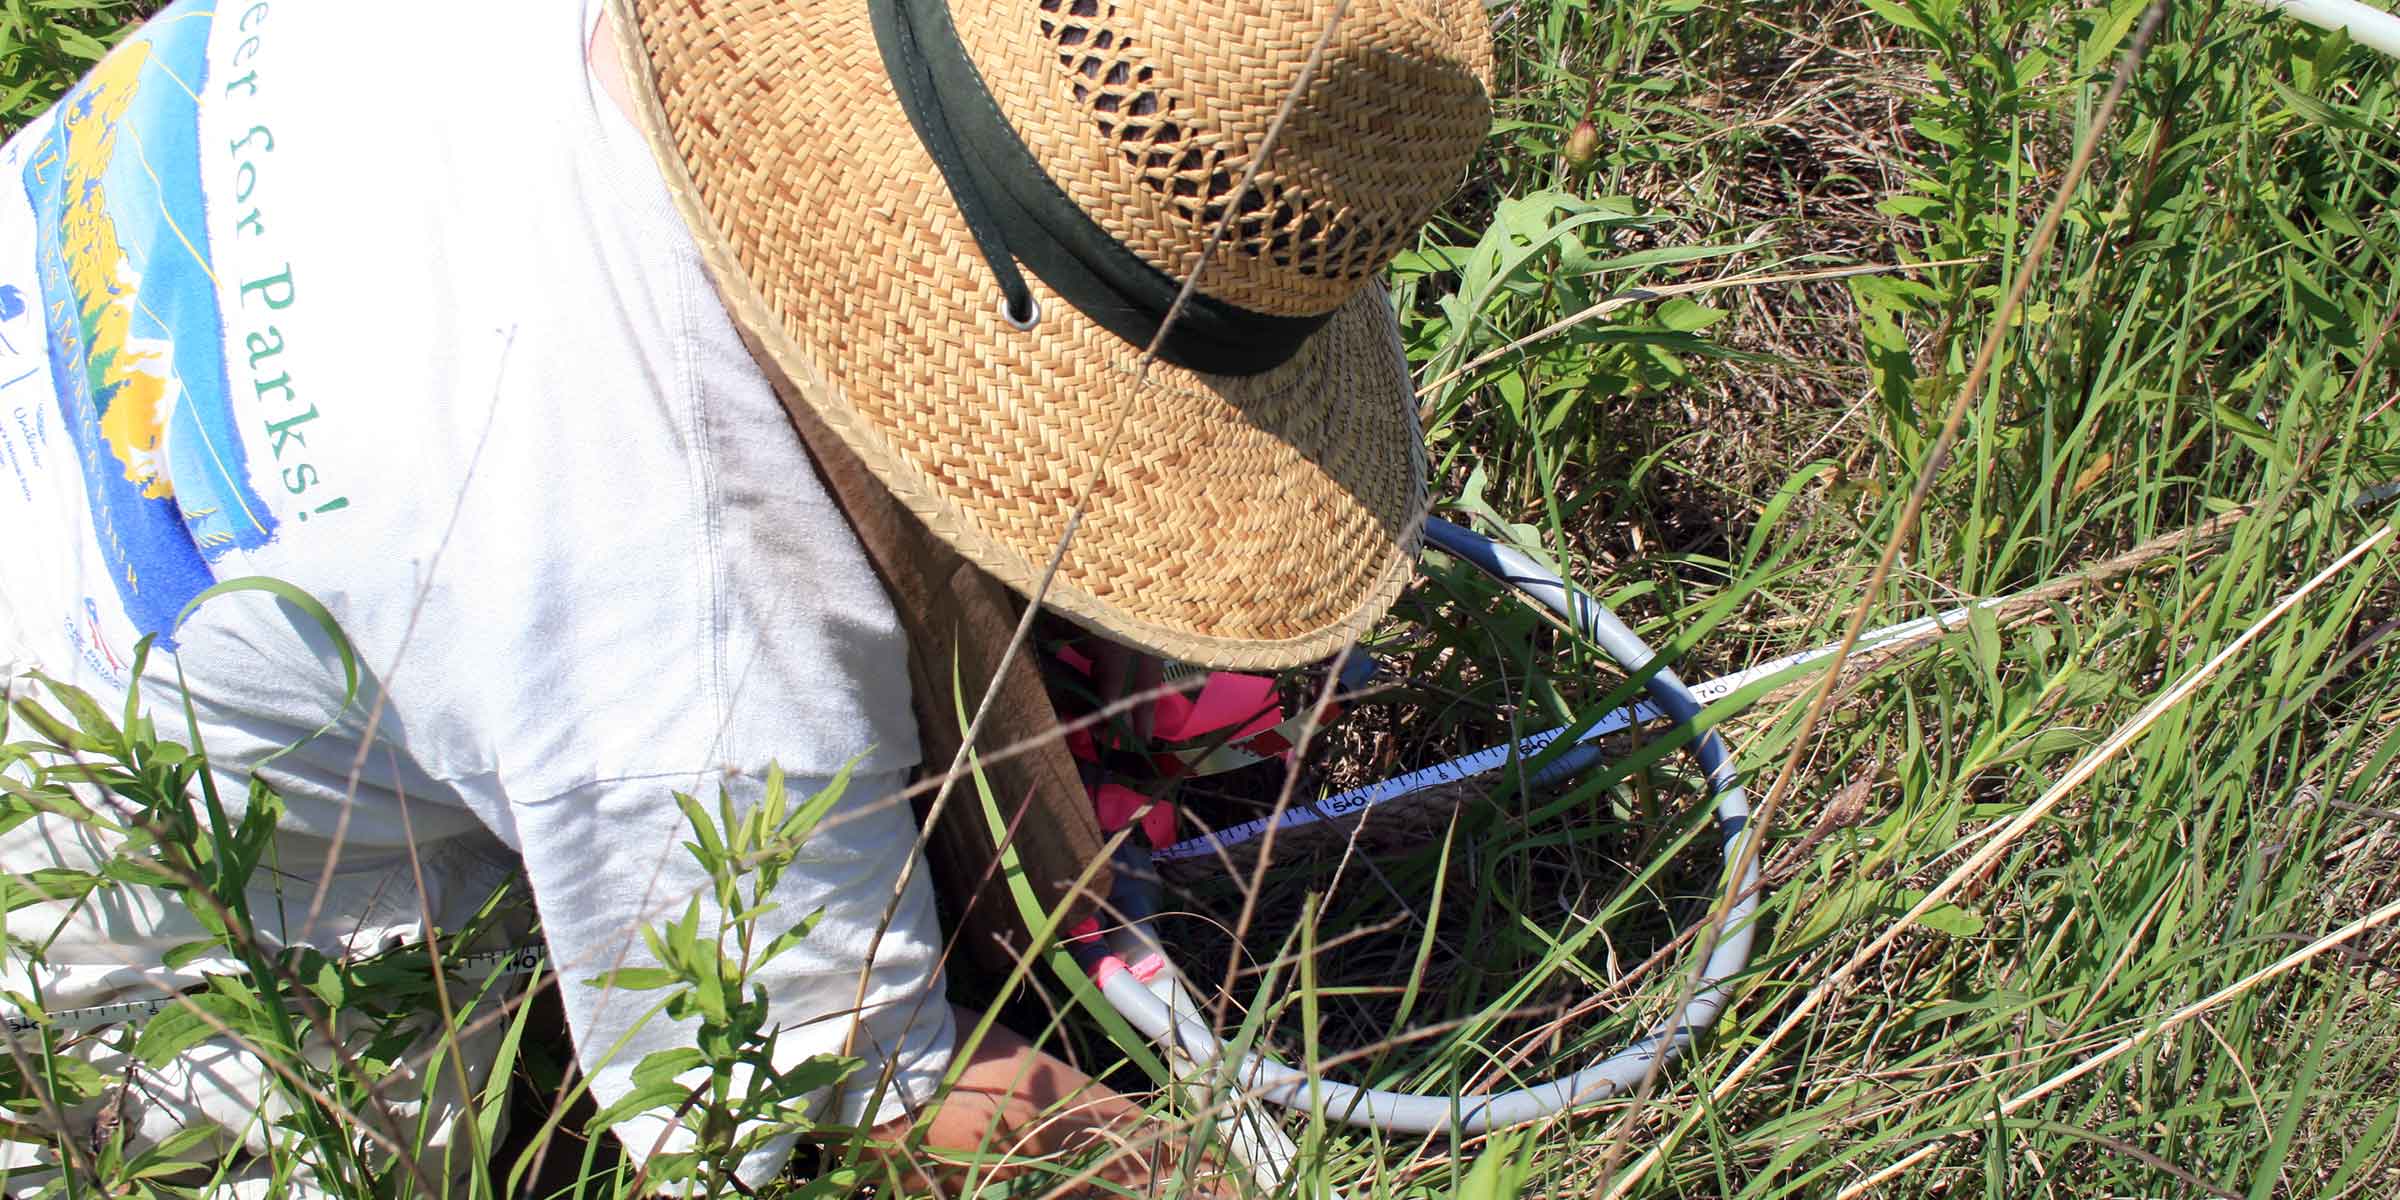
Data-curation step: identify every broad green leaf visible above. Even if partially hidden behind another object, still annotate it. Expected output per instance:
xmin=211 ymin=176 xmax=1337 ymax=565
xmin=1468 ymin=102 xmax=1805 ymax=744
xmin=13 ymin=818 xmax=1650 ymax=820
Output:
xmin=2078 ymin=0 xmax=2149 ymax=74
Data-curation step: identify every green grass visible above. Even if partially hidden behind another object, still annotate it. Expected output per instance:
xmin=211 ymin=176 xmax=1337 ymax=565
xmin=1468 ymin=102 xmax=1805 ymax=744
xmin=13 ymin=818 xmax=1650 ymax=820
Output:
xmin=0 ymin=1 xmax=149 ymax=128
xmin=5 ymin=0 xmax=2398 ymax=1197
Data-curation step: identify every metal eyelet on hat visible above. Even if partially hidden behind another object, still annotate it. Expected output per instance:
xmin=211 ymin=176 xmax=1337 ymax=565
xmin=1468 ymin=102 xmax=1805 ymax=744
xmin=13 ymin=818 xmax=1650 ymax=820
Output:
xmin=1002 ymin=291 xmax=1042 ymax=331
xmin=624 ymin=0 xmax=1491 ymax=663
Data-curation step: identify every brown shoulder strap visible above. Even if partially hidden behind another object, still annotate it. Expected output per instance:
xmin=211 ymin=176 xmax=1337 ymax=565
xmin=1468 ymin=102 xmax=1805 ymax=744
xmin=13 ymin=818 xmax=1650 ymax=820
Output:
xmin=777 ymin=403 xmax=1112 ymax=974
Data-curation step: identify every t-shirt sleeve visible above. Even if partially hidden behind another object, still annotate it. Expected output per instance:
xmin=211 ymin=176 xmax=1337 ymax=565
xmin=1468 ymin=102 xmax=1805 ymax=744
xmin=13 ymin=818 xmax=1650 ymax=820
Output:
xmin=505 ymin=763 xmax=955 ymax=1181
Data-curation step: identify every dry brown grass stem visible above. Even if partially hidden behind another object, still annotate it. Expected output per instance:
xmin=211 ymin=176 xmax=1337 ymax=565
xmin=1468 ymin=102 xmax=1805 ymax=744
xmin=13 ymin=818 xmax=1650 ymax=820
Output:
xmin=850 ymin=0 xmax=1364 ymax=1090
xmin=1592 ymin=6 xmax=2170 ymax=1190
xmin=1413 ymin=257 xmax=1978 ymax=401
xmin=841 ymin=510 xmax=1084 ymax=1070
xmin=1836 ymin=888 xmax=2400 ymax=1197
xmin=0 ymin=772 xmax=438 ymax=1187
xmin=1721 ymin=522 xmax=2391 ymax=1196
xmin=1142 ymin=2 xmax=1349 ymax=374
xmin=1733 ymin=502 xmax=2263 ymax=714
xmin=1196 ymin=495 xmax=2281 ymax=877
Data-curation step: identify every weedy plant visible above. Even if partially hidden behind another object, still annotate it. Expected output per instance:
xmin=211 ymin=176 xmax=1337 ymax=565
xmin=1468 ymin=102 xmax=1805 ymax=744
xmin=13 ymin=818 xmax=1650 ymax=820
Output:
xmin=0 ymin=0 xmax=149 ymax=128
xmin=1 ymin=661 xmax=503 ymax=1198
xmin=573 ymin=771 xmax=867 ymax=1199
xmin=0 ymin=603 xmax=883 ymax=1198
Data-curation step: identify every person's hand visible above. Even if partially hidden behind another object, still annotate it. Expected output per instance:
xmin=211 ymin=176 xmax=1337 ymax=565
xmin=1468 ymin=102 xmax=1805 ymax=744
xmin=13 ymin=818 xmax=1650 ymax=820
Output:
xmin=856 ymin=1006 xmax=1239 ymax=1197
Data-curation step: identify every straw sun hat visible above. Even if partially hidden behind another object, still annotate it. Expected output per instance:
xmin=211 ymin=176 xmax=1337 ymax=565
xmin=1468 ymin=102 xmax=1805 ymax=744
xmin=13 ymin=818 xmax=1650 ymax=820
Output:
xmin=608 ymin=0 xmax=1494 ymax=669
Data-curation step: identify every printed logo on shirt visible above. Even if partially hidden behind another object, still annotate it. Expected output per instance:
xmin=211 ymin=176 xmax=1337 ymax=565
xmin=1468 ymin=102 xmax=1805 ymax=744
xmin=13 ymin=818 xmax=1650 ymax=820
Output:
xmin=0 ymin=280 xmax=42 ymax=502
xmin=20 ymin=1 xmax=277 ymax=645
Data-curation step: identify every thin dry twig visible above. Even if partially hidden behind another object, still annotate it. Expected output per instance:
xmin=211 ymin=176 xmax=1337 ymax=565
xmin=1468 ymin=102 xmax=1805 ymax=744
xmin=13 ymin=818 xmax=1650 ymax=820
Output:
xmin=1691 ymin=522 xmax=2388 ymax=1197
xmin=1413 ymin=257 xmax=1977 ymax=400
xmin=1837 ymin=889 xmax=2400 ymax=1197
xmin=1593 ymin=9 xmax=2174 ymax=1191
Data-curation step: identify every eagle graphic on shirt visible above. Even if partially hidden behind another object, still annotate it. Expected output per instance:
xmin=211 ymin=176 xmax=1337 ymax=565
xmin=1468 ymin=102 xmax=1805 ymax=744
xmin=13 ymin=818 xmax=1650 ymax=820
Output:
xmin=24 ymin=1 xmax=277 ymax=644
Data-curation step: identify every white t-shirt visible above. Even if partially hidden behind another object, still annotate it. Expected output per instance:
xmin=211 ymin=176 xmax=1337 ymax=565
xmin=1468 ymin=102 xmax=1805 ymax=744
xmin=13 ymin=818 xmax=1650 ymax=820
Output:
xmin=0 ymin=0 xmax=949 ymax=1173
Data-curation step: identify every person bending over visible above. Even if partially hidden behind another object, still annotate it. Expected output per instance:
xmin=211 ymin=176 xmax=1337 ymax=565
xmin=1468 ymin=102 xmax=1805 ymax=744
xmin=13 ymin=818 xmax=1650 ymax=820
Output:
xmin=0 ymin=0 xmax=1491 ymax=1192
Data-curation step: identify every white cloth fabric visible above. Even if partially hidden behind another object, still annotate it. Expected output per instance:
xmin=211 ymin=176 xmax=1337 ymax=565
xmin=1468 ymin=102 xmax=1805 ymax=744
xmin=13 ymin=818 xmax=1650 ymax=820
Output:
xmin=0 ymin=0 xmax=952 ymax=1185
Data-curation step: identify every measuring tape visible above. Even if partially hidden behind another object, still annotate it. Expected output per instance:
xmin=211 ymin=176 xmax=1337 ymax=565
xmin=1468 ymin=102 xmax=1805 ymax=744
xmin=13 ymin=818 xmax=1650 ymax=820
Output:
xmin=1156 ymin=594 xmax=1996 ymax=868
xmin=3 ymin=943 xmax=548 ymax=1036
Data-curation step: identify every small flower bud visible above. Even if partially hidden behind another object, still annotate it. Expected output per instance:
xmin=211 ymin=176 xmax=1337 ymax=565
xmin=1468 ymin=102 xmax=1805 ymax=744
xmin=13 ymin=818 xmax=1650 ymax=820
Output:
xmin=1563 ymin=119 xmax=1601 ymax=169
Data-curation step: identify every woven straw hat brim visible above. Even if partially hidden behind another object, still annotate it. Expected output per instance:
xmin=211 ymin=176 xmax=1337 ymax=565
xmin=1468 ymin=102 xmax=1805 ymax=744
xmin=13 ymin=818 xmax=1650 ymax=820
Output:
xmin=610 ymin=0 xmax=1429 ymax=670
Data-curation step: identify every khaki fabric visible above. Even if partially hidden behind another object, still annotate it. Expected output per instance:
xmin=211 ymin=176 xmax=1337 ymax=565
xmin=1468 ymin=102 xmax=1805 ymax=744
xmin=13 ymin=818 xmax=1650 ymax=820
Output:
xmin=778 ymin=399 xmax=1112 ymax=975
